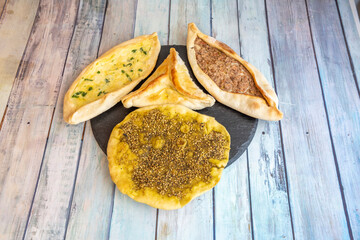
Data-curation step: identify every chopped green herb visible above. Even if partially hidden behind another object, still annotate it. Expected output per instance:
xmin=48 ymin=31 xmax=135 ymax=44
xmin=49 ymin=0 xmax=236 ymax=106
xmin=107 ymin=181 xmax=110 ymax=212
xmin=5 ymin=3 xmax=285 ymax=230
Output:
xmin=126 ymin=63 xmax=132 ymax=67
xmin=84 ymin=78 xmax=93 ymax=81
xmin=121 ymin=70 xmax=125 ymax=73
xmin=123 ymin=64 xmax=126 ymax=67
xmin=88 ymin=87 xmax=93 ymax=91
xmin=140 ymin=47 xmax=147 ymax=55
xmin=125 ymin=73 xmax=132 ymax=81
xmin=97 ymin=90 xmax=107 ymax=96
xmin=82 ymin=92 xmax=87 ymax=97
xmin=130 ymin=69 xmax=133 ymax=72
xmin=72 ymin=95 xmax=79 ymax=98
xmin=97 ymin=71 xmax=100 ymax=74
xmin=129 ymin=57 xmax=134 ymax=61
xmin=138 ymin=69 xmax=143 ymax=72
xmin=105 ymin=78 xmax=110 ymax=83
xmin=131 ymin=49 xmax=137 ymax=53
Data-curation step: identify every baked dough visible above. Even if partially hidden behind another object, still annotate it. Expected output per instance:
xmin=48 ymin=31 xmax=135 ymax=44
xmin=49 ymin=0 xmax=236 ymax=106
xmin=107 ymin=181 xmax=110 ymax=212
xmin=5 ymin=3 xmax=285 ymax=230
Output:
xmin=122 ymin=48 xmax=215 ymax=110
xmin=63 ymin=33 xmax=161 ymax=124
xmin=187 ymin=23 xmax=283 ymax=121
xmin=107 ymin=104 xmax=230 ymax=210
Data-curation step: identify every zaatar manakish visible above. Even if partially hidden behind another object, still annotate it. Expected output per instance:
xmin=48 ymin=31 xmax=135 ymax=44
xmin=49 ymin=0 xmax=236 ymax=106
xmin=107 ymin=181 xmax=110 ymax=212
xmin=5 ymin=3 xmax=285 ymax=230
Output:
xmin=63 ymin=33 xmax=160 ymax=124
xmin=187 ymin=23 xmax=283 ymax=121
xmin=107 ymin=104 xmax=230 ymax=210
xmin=122 ymin=48 xmax=215 ymax=110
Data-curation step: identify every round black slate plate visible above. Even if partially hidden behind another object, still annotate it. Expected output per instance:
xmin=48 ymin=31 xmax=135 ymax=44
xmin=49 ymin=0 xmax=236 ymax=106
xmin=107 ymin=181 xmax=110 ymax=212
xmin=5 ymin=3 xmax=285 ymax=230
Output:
xmin=91 ymin=45 xmax=258 ymax=168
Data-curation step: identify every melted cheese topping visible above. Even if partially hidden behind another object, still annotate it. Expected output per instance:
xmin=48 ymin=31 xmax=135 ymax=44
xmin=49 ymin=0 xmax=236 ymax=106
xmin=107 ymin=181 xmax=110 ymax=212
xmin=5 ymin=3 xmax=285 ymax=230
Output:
xmin=71 ymin=39 xmax=154 ymax=108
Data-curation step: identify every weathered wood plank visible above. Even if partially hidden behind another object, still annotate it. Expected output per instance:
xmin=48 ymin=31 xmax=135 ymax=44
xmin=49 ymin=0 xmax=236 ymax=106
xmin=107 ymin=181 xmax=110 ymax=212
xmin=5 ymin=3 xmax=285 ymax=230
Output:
xmin=169 ymin=0 xmax=210 ymax=45
xmin=157 ymin=191 xmax=213 ymax=240
xmin=337 ymin=0 xmax=360 ymax=91
xmin=211 ymin=0 xmax=252 ymax=239
xmin=23 ymin=0 xmax=107 ymax=239
xmin=64 ymin=126 xmax=114 ymax=240
xmin=307 ymin=0 xmax=360 ymax=238
xmin=98 ymin=0 xmax=158 ymax=239
xmin=236 ymin=0 xmax=293 ymax=239
xmin=156 ymin=1 xmax=214 ymax=239
xmin=0 ymin=0 xmax=79 ymax=239
xmin=0 ymin=0 xmax=40 ymax=122
xmin=214 ymin=156 xmax=252 ymax=240
xmin=266 ymin=0 xmax=350 ymax=239
xmin=134 ymin=0 xmax=169 ymax=45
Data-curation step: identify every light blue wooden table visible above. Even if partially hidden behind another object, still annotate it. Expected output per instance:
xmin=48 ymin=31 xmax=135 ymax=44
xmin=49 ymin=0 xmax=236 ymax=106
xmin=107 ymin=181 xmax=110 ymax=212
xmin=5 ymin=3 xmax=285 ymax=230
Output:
xmin=0 ymin=0 xmax=359 ymax=239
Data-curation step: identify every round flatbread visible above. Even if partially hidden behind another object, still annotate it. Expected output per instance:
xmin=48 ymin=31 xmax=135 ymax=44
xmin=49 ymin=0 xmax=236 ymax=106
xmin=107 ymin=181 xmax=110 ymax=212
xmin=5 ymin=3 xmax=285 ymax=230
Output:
xmin=107 ymin=104 xmax=230 ymax=209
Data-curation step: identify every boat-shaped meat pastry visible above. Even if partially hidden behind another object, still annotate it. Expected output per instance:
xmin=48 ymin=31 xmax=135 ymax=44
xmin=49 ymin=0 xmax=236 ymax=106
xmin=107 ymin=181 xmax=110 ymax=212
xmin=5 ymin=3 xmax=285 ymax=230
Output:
xmin=187 ymin=23 xmax=283 ymax=121
xmin=122 ymin=48 xmax=215 ymax=110
xmin=64 ymin=33 xmax=161 ymax=124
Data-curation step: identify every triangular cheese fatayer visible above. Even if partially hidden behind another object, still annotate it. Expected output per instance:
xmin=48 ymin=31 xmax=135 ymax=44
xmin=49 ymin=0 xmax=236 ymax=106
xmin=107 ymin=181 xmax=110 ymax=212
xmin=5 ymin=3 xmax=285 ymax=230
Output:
xmin=122 ymin=48 xmax=215 ymax=110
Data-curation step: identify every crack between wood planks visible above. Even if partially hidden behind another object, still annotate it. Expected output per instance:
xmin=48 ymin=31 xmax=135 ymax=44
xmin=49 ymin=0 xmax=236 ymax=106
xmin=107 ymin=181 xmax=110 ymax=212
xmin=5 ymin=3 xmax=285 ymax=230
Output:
xmin=0 ymin=105 xmax=7 ymax=131
xmin=304 ymin=0 xmax=354 ymax=239
xmin=132 ymin=0 xmax=138 ymax=38
xmin=106 ymin=184 xmax=116 ymax=240
xmin=167 ymin=0 xmax=171 ymax=45
xmin=154 ymin=209 xmax=159 ymax=240
xmin=334 ymin=0 xmax=360 ymax=98
xmin=210 ymin=0 xmax=213 ymax=36
xmin=246 ymin=151 xmax=254 ymax=240
xmin=212 ymin=188 xmax=216 ymax=240
xmin=264 ymin=0 xmax=295 ymax=239
xmin=0 ymin=0 xmax=8 ymax=21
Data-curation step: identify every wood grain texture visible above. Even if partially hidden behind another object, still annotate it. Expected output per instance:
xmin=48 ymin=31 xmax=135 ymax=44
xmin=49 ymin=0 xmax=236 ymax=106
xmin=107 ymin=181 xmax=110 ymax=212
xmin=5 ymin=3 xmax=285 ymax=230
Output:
xmin=0 ymin=0 xmax=6 ymax=18
xmin=134 ymin=0 xmax=169 ymax=44
xmin=155 ymin=1 xmax=214 ymax=239
xmin=267 ymin=0 xmax=350 ymax=239
xmin=214 ymin=156 xmax=252 ymax=240
xmin=307 ymin=0 xmax=360 ymax=238
xmin=337 ymin=0 xmax=360 ymax=91
xmin=99 ymin=0 xmax=158 ymax=239
xmin=169 ymin=0 xmax=211 ymax=44
xmin=65 ymin=126 xmax=114 ymax=240
xmin=0 ymin=0 xmax=79 ymax=239
xmin=157 ymin=191 xmax=213 ymax=240
xmin=236 ymin=0 xmax=293 ymax=239
xmin=211 ymin=0 xmax=252 ymax=239
xmin=23 ymin=0 xmax=107 ymax=239
xmin=0 ymin=0 xmax=39 ymax=122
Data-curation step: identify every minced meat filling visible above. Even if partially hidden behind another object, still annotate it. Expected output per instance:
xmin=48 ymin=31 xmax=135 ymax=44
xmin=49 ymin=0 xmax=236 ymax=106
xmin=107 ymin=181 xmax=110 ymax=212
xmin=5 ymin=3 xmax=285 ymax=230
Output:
xmin=194 ymin=37 xmax=263 ymax=97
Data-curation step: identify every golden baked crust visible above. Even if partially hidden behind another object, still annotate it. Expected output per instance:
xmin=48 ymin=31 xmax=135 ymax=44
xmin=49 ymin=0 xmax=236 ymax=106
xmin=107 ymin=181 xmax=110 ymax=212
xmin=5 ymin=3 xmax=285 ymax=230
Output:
xmin=122 ymin=48 xmax=215 ymax=110
xmin=107 ymin=104 xmax=230 ymax=210
xmin=63 ymin=33 xmax=161 ymax=124
xmin=187 ymin=23 xmax=283 ymax=121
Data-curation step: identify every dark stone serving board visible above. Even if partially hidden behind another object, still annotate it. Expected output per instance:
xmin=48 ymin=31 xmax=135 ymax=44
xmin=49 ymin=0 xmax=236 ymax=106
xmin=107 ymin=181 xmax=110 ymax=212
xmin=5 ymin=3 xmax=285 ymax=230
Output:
xmin=91 ymin=45 xmax=258 ymax=168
